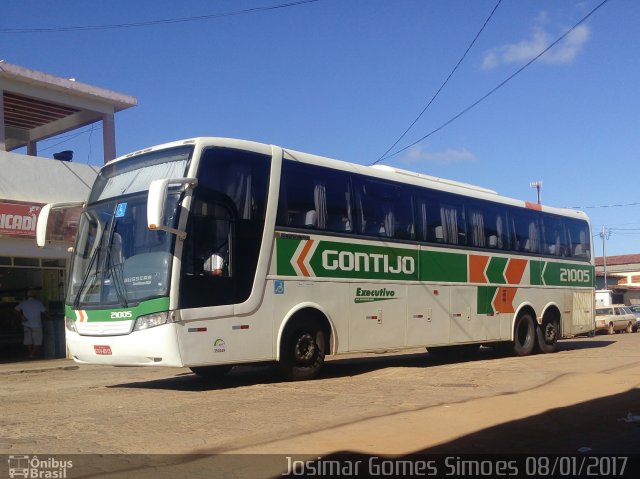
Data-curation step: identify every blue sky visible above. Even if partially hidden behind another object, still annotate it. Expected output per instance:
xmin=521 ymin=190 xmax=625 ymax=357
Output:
xmin=2 ymin=0 xmax=638 ymax=255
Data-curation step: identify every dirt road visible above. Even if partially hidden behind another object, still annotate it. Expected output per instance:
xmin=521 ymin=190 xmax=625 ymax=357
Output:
xmin=2 ymin=333 xmax=640 ymax=477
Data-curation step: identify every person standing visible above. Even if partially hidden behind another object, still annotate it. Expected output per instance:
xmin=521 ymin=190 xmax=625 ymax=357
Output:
xmin=15 ymin=289 xmax=48 ymax=359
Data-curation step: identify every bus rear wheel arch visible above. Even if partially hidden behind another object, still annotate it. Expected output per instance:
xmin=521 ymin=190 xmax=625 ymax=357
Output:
xmin=278 ymin=309 xmax=330 ymax=381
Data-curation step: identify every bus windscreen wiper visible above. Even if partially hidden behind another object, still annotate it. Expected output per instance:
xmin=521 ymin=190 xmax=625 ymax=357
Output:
xmin=106 ymin=245 xmax=128 ymax=308
xmin=73 ymin=241 xmax=102 ymax=309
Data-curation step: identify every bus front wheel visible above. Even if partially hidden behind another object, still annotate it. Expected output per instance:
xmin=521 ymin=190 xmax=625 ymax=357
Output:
xmin=512 ymin=312 xmax=536 ymax=356
xmin=536 ymin=319 xmax=558 ymax=354
xmin=279 ymin=320 xmax=326 ymax=381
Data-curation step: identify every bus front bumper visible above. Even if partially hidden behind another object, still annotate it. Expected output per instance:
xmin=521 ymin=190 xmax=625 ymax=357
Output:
xmin=65 ymin=323 xmax=183 ymax=367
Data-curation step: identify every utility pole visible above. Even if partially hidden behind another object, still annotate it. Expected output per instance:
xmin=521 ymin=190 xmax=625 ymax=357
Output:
xmin=599 ymin=227 xmax=611 ymax=289
xmin=530 ymin=181 xmax=543 ymax=204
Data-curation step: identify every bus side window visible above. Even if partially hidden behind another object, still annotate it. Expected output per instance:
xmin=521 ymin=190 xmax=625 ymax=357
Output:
xmin=278 ymin=160 xmax=353 ymax=233
xmin=355 ymin=179 xmax=413 ymax=240
xmin=416 ymin=193 xmax=445 ymax=243
xmin=511 ymin=209 xmax=541 ymax=254
xmin=542 ymin=215 xmax=568 ymax=257
xmin=468 ymin=208 xmax=486 ymax=248
xmin=566 ymin=219 xmax=591 ymax=260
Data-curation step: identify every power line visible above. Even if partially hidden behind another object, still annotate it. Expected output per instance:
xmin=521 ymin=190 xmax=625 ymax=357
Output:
xmin=39 ymin=125 xmax=102 ymax=144
xmin=38 ymin=128 xmax=100 ymax=152
xmin=567 ymin=201 xmax=640 ymax=209
xmin=371 ymin=0 xmax=610 ymax=165
xmin=0 ymin=0 xmax=320 ymax=34
xmin=374 ymin=0 xmax=503 ymax=164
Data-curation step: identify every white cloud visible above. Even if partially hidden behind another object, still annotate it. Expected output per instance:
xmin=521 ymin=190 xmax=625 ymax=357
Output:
xmin=482 ymin=15 xmax=590 ymax=70
xmin=401 ymin=144 xmax=476 ymax=165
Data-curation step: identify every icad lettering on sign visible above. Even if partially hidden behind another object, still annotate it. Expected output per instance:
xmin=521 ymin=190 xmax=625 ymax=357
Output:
xmin=0 ymin=202 xmax=43 ymax=237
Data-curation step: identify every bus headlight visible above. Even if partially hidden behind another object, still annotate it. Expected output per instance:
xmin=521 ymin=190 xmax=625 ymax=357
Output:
xmin=134 ymin=311 xmax=170 ymax=331
xmin=65 ymin=317 xmax=77 ymax=333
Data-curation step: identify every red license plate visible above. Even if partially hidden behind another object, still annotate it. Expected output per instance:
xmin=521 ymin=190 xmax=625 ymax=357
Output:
xmin=94 ymin=345 xmax=112 ymax=355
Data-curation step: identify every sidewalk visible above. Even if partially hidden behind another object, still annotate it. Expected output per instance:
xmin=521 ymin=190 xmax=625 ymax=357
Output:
xmin=0 ymin=357 xmax=79 ymax=375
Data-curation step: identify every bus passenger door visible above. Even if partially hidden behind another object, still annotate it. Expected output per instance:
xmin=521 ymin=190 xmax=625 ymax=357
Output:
xmin=180 ymin=198 xmax=236 ymax=308
xmin=406 ymin=285 xmax=450 ymax=347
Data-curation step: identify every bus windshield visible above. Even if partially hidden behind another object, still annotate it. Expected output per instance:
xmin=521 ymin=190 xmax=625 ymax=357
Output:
xmin=69 ymin=193 xmax=179 ymax=308
xmin=68 ymin=145 xmax=192 ymax=308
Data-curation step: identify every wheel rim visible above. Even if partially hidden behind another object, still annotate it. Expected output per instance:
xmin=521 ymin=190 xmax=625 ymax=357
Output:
xmin=543 ymin=322 xmax=557 ymax=344
xmin=293 ymin=332 xmax=317 ymax=366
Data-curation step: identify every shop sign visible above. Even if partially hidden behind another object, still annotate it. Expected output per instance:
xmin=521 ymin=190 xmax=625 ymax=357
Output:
xmin=0 ymin=202 xmax=42 ymax=237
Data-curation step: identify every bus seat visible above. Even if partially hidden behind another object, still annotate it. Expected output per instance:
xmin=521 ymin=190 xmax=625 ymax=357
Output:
xmin=364 ymin=221 xmax=379 ymax=236
xmin=304 ymin=210 xmax=317 ymax=228
xmin=435 ymin=226 xmax=444 ymax=242
xmin=329 ymin=216 xmax=351 ymax=232
xmin=489 ymin=235 xmax=497 ymax=248
xmin=292 ymin=210 xmax=317 ymax=228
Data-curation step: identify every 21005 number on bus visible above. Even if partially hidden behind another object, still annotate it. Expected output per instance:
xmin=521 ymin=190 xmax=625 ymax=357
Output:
xmin=560 ymin=268 xmax=591 ymax=284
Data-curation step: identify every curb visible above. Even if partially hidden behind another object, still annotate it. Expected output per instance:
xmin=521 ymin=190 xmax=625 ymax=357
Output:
xmin=0 ymin=359 xmax=79 ymax=376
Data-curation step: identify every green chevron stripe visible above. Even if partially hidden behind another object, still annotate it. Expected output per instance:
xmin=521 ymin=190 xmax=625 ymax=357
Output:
xmin=477 ymin=286 xmax=498 ymax=315
xmin=486 ymin=257 xmax=508 ymax=284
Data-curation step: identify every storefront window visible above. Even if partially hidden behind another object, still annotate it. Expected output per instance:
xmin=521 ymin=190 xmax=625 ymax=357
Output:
xmin=13 ymin=257 xmax=40 ymax=267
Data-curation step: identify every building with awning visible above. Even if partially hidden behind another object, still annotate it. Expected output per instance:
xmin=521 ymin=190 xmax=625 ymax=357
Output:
xmin=596 ymin=254 xmax=640 ymax=305
xmin=0 ymin=62 xmax=136 ymax=360
xmin=1 ymin=60 xmax=136 ymax=163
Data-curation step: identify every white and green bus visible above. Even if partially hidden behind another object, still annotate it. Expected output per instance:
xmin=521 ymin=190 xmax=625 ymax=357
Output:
xmin=37 ymin=137 xmax=594 ymax=380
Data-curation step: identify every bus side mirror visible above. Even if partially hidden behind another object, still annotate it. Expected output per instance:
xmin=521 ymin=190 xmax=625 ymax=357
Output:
xmin=36 ymin=204 xmax=54 ymax=248
xmin=36 ymin=201 xmax=84 ymax=247
xmin=147 ymin=177 xmax=197 ymax=239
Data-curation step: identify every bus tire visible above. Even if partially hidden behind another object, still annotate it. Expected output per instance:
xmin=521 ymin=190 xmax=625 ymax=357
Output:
xmin=536 ymin=319 xmax=558 ymax=354
xmin=512 ymin=312 xmax=536 ymax=356
xmin=190 ymin=365 xmax=233 ymax=380
xmin=278 ymin=320 xmax=326 ymax=381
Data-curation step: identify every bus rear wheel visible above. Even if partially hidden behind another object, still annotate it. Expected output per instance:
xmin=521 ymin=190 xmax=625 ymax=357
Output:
xmin=190 ymin=365 xmax=232 ymax=380
xmin=536 ymin=319 xmax=558 ymax=354
xmin=279 ymin=320 xmax=326 ymax=381
xmin=512 ymin=312 xmax=536 ymax=356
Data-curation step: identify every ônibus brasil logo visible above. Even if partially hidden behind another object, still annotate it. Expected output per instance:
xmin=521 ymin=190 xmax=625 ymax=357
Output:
xmin=8 ymin=455 xmax=73 ymax=478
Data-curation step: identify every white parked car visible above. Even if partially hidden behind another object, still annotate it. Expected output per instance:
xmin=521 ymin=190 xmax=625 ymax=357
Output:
xmin=595 ymin=305 xmax=636 ymax=334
